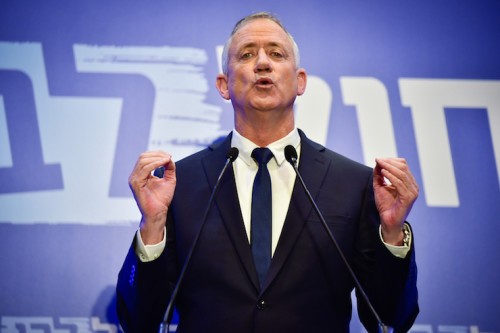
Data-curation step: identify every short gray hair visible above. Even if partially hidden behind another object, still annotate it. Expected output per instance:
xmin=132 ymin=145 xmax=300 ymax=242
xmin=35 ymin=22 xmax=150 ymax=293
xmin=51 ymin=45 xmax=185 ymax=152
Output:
xmin=221 ymin=12 xmax=300 ymax=75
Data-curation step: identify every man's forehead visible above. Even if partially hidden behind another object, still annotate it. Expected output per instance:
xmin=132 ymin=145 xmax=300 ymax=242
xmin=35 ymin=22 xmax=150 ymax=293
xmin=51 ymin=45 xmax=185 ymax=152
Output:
xmin=230 ymin=19 xmax=292 ymax=51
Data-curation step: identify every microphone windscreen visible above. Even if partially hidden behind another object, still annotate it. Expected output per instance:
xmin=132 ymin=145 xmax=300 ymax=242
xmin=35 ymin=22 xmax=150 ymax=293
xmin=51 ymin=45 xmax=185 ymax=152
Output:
xmin=284 ymin=145 xmax=298 ymax=164
xmin=227 ymin=147 xmax=239 ymax=162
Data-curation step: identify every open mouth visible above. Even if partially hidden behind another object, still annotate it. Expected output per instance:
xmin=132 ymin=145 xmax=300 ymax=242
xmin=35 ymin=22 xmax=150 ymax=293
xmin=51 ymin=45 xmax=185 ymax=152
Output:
xmin=256 ymin=77 xmax=273 ymax=86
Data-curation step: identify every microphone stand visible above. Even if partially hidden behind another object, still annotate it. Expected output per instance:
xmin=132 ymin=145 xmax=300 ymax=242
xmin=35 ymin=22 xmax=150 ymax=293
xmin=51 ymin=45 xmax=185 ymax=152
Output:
xmin=158 ymin=148 xmax=239 ymax=333
xmin=284 ymin=146 xmax=393 ymax=333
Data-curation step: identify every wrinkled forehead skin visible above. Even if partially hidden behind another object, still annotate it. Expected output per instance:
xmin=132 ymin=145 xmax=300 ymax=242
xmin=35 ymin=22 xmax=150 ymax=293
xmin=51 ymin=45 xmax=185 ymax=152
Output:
xmin=222 ymin=14 xmax=300 ymax=74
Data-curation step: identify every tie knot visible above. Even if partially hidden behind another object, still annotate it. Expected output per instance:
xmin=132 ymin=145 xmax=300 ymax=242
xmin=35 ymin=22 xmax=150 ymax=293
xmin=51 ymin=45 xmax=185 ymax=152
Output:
xmin=252 ymin=148 xmax=274 ymax=166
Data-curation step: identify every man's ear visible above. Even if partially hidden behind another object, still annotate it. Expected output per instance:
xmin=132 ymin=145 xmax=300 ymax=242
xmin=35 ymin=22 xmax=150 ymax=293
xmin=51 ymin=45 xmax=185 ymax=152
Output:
xmin=216 ymin=73 xmax=230 ymax=100
xmin=296 ymin=68 xmax=307 ymax=96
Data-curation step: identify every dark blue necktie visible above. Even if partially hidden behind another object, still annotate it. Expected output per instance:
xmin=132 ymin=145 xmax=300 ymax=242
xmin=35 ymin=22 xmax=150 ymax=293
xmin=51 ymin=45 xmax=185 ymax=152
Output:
xmin=251 ymin=148 xmax=273 ymax=287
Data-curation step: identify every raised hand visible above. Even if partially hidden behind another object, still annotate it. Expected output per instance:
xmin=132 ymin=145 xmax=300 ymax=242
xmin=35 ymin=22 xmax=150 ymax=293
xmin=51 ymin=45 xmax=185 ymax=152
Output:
xmin=373 ymin=158 xmax=419 ymax=245
xmin=128 ymin=151 xmax=176 ymax=244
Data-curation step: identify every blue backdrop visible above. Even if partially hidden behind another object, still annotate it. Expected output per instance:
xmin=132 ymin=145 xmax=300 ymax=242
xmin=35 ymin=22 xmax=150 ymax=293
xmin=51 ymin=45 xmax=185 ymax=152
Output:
xmin=1 ymin=1 xmax=499 ymax=332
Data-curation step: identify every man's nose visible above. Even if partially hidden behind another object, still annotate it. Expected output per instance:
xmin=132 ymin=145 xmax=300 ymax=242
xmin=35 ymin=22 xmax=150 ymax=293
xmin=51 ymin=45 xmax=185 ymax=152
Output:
xmin=254 ymin=49 xmax=272 ymax=72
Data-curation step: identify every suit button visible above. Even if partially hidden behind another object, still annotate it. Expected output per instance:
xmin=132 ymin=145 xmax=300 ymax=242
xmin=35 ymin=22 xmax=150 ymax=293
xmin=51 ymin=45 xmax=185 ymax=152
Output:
xmin=257 ymin=299 xmax=268 ymax=310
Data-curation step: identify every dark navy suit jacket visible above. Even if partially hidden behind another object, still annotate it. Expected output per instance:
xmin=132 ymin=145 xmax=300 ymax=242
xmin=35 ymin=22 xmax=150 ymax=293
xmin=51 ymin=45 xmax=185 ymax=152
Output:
xmin=117 ymin=130 xmax=418 ymax=333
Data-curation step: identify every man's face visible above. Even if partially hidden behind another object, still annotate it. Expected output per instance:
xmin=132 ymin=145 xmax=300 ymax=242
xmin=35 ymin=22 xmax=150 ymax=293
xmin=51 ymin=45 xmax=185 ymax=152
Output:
xmin=218 ymin=19 xmax=306 ymax=114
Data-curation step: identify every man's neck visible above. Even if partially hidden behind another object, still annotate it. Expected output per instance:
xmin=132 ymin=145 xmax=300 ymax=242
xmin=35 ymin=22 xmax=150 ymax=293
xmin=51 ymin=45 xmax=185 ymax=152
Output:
xmin=234 ymin=109 xmax=295 ymax=147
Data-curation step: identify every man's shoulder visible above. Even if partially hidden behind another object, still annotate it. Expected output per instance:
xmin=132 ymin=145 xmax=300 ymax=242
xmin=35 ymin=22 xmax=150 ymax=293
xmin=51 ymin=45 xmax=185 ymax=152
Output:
xmin=175 ymin=133 xmax=232 ymax=170
xmin=300 ymin=130 xmax=371 ymax=175
xmin=323 ymin=147 xmax=371 ymax=174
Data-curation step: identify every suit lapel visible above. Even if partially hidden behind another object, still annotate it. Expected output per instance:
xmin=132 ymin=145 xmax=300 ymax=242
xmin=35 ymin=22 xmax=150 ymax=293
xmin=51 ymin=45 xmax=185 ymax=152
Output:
xmin=199 ymin=131 xmax=332 ymax=294
xmin=261 ymin=131 xmax=331 ymax=293
xmin=201 ymin=134 xmax=261 ymax=292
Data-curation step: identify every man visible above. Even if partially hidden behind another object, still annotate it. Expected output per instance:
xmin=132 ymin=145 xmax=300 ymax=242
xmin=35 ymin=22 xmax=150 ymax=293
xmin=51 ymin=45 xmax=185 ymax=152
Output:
xmin=117 ymin=12 xmax=419 ymax=333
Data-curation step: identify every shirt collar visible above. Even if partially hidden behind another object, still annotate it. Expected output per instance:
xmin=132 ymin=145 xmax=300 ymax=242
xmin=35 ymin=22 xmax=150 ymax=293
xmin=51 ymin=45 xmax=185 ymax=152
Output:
xmin=231 ymin=128 xmax=301 ymax=167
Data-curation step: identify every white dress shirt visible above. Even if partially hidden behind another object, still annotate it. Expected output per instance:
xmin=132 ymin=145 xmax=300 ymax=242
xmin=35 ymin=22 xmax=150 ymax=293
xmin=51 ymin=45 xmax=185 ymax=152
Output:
xmin=231 ymin=128 xmax=300 ymax=256
xmin=135 ymin=128 xmax=411 ymax=262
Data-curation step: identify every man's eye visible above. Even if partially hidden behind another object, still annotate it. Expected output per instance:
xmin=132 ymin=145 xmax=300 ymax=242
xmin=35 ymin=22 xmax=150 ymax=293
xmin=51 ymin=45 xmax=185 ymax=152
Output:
xmin=241 ymin=53 xmax=252 ymax=59
xmin=271 ymin=52 xmax=283 ymax=58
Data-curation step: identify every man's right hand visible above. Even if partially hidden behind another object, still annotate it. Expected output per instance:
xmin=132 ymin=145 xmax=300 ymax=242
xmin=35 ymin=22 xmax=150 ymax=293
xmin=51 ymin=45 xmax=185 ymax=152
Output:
xmin=128 ymin=151 xmax=176 ymax=245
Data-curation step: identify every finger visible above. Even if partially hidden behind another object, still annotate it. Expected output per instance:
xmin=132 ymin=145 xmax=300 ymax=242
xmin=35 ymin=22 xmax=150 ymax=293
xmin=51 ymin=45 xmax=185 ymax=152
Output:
xmin=378 ymin=164 xmax=419 ymax=203
xmin=379 ymin=167 xmax=406 ymax=191
xmin=375 ymin=158 xmax=412 ymax=186
xmin=381 ymin=158 xmax=417 ymax=186
xmin=159 ymin=158 xmax=176 ymax=182
xmin=130 ymin=153 xmax=172 ymax=185
xmin=137 ymin=156 xmax=172 ymax=181
xmin=381 ymin=158 xmax=418 ymax=195
xmin=374 ymin=158 xmax=402 ymax=188
xmin=376 ymin=158 xmax=418 ymax=195
xmin=375 ymin=157 xmax=406 ymax=174
xmin=373 ymin=163 xmax=387 ymax=187
xmin=131 ymin=151 xmax=169 ymax=174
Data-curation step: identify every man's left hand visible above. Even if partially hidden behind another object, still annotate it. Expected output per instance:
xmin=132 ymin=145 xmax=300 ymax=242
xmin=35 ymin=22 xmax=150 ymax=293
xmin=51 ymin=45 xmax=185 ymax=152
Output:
xmin=373 ymin=158 xmax=419 ymax=246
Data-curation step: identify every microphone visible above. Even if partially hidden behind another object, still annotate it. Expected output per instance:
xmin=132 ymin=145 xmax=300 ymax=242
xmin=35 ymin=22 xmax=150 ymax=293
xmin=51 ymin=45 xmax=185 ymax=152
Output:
xmin=284 ymin=145 xmax=393 ymax=333
xmin=159 ymin=147 xmax=239 ymax=333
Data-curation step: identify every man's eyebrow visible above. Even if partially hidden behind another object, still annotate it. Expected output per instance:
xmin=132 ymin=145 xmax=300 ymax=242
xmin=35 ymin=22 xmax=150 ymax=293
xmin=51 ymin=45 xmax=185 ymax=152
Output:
xmin=238 ymin=42 xmax=257 ymax=50
xmin=238 ymin=41 xmax=286 ymax=50
xmin=266 ymin=42 xmax=285 ymax=49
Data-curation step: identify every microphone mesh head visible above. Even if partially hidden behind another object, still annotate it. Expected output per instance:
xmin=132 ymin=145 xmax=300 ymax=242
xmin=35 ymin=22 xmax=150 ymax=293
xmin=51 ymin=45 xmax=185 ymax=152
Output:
xmin=284 ymin=145 xmax=298 ymax=163
xmin=227 ymin=147 xmax=239 ymax=162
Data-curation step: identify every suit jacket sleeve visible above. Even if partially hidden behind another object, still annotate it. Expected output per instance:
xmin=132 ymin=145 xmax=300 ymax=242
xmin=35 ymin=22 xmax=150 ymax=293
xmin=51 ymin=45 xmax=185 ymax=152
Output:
xmin=116 ymin=209 xmax=178 ymax=333
xmin=353 ymin=173 xmax=419 ymax=333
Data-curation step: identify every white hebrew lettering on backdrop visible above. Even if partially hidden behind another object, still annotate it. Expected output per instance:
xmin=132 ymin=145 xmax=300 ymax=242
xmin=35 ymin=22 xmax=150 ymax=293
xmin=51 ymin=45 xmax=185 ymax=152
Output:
xmin=0 ymin=316 xmax=119 ymax=333
xmin=340 ymin=76 xmax=398 ymax=167
xmin=73 ymin=44 xmax=226 ymax=158
xmin=1 ymin=42 xmax=499 ymax=224
xmin=400 ymin=79 xmax=500 ymax=207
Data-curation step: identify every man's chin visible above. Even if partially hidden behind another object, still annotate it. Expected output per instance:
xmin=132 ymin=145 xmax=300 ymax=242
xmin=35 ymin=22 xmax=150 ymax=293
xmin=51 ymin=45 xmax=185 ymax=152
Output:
xmin=248 ymin=96 xmax=282 ymax=111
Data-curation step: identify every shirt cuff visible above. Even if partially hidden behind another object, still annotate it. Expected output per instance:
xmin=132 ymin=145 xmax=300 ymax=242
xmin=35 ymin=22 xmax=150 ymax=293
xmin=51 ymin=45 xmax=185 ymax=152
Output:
xmin=134 ymin=227 xmax=166 ymax=262
xmin=379 ymin=223 xmax=412 ymax=259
